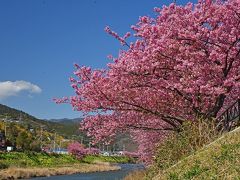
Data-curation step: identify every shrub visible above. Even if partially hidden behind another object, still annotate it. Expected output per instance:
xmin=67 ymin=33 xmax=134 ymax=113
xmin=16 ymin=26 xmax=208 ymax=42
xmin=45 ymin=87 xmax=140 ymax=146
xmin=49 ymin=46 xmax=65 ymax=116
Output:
xmin=67 ymin=142 xmax=87 ymax=159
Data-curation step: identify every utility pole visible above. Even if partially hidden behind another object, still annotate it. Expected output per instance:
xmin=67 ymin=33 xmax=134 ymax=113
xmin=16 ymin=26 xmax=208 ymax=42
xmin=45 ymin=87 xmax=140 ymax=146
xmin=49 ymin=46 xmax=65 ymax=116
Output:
xmin=40 ymin=126 xmax=43 ymax=150
xmin=4 ymin=122 xmax=7 ymax=137
xmin=59 ymin=140 xmax=62 ymax=151
xmin=3 ymin=119 xmax=8 ymax=137
xmin=19 ymin=113 xmax=22 ymax=121
xmin=53 ymin=132 xmax=56 ymax=152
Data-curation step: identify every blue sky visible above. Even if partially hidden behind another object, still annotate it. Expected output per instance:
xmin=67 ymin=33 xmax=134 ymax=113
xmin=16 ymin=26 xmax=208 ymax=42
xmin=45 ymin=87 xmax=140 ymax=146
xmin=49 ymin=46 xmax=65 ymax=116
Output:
xmin=0 ymin=0 xmax=193 ymax=119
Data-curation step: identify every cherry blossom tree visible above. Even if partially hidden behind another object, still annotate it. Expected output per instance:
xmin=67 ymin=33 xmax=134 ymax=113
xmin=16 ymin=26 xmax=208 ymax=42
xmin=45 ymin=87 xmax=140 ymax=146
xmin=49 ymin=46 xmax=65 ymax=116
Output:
xmin=67 ymin=142 xmax=100 ymax=159
xmin=57 ymin=0 xmax=240 ymax=162
xmin=67 ymin=142 xmax=87 ymax=159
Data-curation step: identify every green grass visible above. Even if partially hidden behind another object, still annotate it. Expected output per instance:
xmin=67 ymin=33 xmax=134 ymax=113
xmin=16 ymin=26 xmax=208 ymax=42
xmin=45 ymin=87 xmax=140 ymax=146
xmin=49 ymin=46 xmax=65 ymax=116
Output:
xmin=145 ymin=120 xmax=219 ymax=180
xmin=0 ymin=152 xmax=79 ymax=168
xmin=0 ymin=152 xmax=134 ymax=170
xmin=154 ymin=127 xmax=240 ymax=180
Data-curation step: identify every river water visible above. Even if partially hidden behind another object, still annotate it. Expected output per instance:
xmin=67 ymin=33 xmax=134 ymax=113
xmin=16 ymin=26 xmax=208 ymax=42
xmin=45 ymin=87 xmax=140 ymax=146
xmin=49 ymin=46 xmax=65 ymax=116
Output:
xmin=32 ymin=164 xmax=145 ymax=180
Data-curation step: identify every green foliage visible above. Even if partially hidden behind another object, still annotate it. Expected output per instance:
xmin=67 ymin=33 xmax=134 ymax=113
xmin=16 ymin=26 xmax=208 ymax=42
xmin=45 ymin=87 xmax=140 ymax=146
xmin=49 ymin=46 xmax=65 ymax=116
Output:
xmin=0 ymin=152 xmax=135 ymax=170
xmin=0 ymin=104 xmax=136 ymax=151
xmin=0 ymin=104 xmax=81 ymax=139
xmin=0 ymin=120 xmax=69 ymax=152
xmin=16 ymin=131 xmax=32 ymax=150
xmin=0 ymin=152 xmax=79 ymax=168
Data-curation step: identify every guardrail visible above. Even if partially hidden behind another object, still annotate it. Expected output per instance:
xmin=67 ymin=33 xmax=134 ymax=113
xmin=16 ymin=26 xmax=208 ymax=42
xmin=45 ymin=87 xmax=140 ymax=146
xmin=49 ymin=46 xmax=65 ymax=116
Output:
xmin=216 ymin=99 xmax=240 ymax=131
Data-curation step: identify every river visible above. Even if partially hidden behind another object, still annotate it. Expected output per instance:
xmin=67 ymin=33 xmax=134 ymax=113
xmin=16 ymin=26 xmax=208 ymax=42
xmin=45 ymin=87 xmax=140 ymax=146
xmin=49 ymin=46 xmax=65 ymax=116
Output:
xmin=31 ymin=164 xmax=145 ymax=180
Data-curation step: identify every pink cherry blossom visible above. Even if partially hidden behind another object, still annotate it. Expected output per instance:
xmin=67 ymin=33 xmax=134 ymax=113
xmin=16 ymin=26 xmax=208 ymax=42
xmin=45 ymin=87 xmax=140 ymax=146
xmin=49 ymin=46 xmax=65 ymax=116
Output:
xmin=58 ymin=0 xmax=240 ymax=163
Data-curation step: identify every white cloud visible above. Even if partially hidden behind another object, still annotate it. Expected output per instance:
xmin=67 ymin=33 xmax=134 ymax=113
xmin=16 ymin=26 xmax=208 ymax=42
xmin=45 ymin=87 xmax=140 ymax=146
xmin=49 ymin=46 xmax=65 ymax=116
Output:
xmin=0 ymin=80 xmax=42 ymax=100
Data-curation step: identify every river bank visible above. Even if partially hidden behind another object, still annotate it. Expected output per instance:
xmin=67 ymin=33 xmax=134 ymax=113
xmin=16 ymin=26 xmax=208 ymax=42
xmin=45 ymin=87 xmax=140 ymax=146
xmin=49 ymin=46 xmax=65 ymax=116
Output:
xmin=0 ymin=163 xmax=120 ymax=179
xmin=31 ymin=164 xmax=145 ymax=180
xmin=0 ymin=152 xmax=134 ymax=179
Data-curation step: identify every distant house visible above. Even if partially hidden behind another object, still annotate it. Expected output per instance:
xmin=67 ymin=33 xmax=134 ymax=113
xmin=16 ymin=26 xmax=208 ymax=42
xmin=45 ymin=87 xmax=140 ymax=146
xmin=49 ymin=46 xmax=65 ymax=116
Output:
xmin=53 ymin=149 xmax=68 ymax=154
xmin=101 ymin=151 xmax=110 ymax=156
xmin=46 ymin=148 xmax=68 ymax=154
xmin=0 ymin=132 xmax=6 ymax=150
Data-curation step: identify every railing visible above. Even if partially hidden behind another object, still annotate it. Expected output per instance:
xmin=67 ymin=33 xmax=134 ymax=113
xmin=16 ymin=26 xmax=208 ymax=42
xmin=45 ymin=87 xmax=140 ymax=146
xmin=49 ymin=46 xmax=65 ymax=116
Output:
xmin=216 ymin=99 xmax=240 ymax=131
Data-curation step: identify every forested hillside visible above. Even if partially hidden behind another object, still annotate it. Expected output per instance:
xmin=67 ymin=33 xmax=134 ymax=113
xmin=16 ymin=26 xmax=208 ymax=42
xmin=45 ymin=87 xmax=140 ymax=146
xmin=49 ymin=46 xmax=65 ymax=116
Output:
xmin=0 ymin=104 xmax=81 ymax=138
xmin=0 ymin=104 xmax=137 ymax=152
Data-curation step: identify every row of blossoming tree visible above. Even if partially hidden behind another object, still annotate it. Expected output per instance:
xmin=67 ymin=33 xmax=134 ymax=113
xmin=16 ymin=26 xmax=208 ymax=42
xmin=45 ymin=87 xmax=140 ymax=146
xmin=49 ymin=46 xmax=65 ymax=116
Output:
xmin=56 ymin=0 xmax=240 ymax=163
xmin=67 ymin=142 xmax=100 ymax=159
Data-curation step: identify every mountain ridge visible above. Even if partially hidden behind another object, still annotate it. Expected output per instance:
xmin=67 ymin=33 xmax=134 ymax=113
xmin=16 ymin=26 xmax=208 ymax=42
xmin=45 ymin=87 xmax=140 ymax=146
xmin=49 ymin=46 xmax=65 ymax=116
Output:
xmin=47 ymin=117 xmax=83 ymax=123
xmin=0 ymin=103 xmax=82 ymax=138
